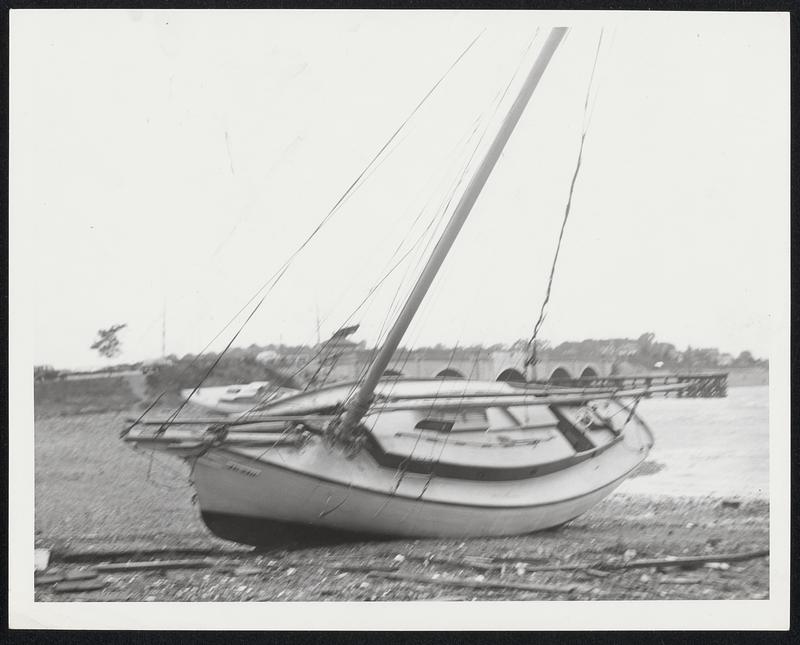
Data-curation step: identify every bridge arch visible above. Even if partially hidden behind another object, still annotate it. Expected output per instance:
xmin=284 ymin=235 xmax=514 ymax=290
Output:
xmin=549 ymin=366 xmax=572 ymax=382
xmin=580 ymin=366 xmax=598 ymax=379
xmin=497 ymin=368 xmax=526 ymax=383
xmin=436 ymin=368 xmax=465 ymax=379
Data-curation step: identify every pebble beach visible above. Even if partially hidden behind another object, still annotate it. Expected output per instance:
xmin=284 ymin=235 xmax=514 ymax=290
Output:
xmin=33 ymin=387 xmax=770 ymax=602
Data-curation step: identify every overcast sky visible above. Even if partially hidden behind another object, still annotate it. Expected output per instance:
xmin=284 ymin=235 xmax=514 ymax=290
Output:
xmin=11 ymin=10 xmax=788 ymax=369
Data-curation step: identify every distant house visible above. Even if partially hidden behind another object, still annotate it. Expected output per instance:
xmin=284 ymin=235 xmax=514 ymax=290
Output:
xmin=34 ymin=365 xmax=59 ymax=382
xmin=718 ymin=353 xmax=734 ymax=367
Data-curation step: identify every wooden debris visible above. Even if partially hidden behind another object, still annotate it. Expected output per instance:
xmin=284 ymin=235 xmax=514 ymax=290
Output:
xmin=487 ymin=554 xmax=549 ymax=565
xmin=404 ymin=553 xmax=497 ymax=572
xmin=703 ymin=562 xmax=731 ymax=571
xmin=582 ymin=568 xmax=610 ymax=578
xmin=659 ymin=575 xmax=702 ymax=585
xmin=370 ymin=571 xmax=578 ymax=594
xmin=94 ymin=558 xmax=214 ymax=573
xmin=64 ymin=568 xmax=100 ymax=580
xmin=605 ymin=549 xmax=769 ymax=572
xmin=231 ymin=567 xmax=265 ymax=577
xmin=52 ymin=578 xmax=108 ymax=593
xmin=34 ymin=573 xmax=65 ymax=586
xmin=511 ymin=563 xmax=586 ymax=573
xmin=34 ymin=548 xmax=51 ymax=572
xmin=336 ymin=564 xmax=400 ymax=574
xmin=58 ymin=545 xmax=248 ymax=564
xmin=63 ymin=592 xmax=134 ymax=602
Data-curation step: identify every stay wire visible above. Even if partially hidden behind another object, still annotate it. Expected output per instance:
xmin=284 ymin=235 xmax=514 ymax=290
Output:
xmin=124 ymin=30 xmax=484 ymax=434
xmin=363 ymin=29 xmax=545 ymax=422
xmin=252 ymin=99 xmax=493 ymax=413
xmin=524 ymin=29 xmax=605 ymax=370
xmin=228 ymin=29 xmax=488 ymax=410
xmin=259 ymin=28 xmax=537 ymax=412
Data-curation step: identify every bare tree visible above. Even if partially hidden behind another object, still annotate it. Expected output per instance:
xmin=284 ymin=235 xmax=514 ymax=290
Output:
xmin=91 ymin=323 xmax=127 ymax=359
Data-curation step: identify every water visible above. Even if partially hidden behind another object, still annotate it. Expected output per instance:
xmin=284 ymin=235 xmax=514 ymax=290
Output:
xmin=616 ymin=386 xmax=769 ymax=499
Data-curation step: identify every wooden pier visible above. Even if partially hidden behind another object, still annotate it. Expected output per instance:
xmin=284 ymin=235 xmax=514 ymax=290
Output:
xmin=535 ymin=372 xmax=728 ymax=398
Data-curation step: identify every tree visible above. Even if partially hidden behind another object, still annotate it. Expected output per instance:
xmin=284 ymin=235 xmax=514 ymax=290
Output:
xmin=637 ymin=332 xmax=656 ymax=355
xmin=734 ymin=350 xmax=756 ymax=367
xmin=91 ymin=323 xmax=127 ymax=359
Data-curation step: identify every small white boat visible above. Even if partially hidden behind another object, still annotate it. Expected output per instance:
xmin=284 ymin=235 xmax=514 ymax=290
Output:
xmin=126 ymin=377 xmax=661 ymax=545
xmin=124 ymin=27 xmax=681 ymax=547
xmin=182 ymin=381 xmax=295 ymax=415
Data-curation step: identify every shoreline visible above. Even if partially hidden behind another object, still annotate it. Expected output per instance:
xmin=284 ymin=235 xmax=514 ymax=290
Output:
xmin=33 ymin=409 xmax=769 ymax=601
xmin=34 ymin=493 xmax=769 ymax=602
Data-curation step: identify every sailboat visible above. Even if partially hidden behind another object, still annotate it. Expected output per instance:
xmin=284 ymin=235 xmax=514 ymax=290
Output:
xmin=123 ymin=28 xmax=682 ymax=547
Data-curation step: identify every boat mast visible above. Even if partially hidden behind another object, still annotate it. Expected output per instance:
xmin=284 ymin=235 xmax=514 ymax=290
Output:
xmin=335 ymin=27 xmax=567 ymax=437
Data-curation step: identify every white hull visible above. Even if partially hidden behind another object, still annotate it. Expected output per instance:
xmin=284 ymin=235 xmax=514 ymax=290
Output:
xmin=191 ymin=399 xmax=651 ymax=539
xmin=129 ymin=379 xmax=654 ymax=543
xmin=193 ymin=442 xmax=642 ymax=539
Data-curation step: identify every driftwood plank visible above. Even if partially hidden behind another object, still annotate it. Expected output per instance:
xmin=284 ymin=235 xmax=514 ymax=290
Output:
xmin=94 ymin=558 xmax=214 ymax=572
xmin=370 ymin=571 xmax=577 ymax=594
xmin=34 ymin=573 xmax=65 ymax=585
xmin=515 ymin=548 xmax=770 ymax=574
xmin=606 ymin=549 xmax=769 ymax=571
xmin=52 ymin=579 xmax=108 ymax=593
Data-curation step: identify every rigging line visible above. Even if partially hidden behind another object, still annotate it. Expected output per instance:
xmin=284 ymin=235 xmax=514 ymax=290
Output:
xmin=585 ymin=28 xmax=614 ymax=133
xmin=305 ymin=120 xmax=490 ymax=390
xmin=376 ymin=36 xmax=539 ymax=404
xmin=331 ymin=110 xmax=486 ymax=319
xmin=524 ymin=28 xmax=605 ymax=370
xmin=262 ymin=125 xmax=482 ymax=410
xmin=241 ymin=204 xmax=453 ymax=418
xmin=162 ymin=261 xmax=294 ymax=428
xmin=366 ymin=118 xmax=487 ymax=382
xmin=366 ymin=37 xmax=544 ymax=414
xmin=361 ymin=142 xmax=484 ymax=412
xmin=356 ymin=32 xmax=551 ymax=501
xmin=417 ymin=345 xmax=483 ymax=500
xmin=257 ymin=196 xmax=458 ymax=407
xmin=279 ymin=26 xmax=484 ymax=260
xmin=582 ymin=29 xmax=606 ymax=132
xmin=123 ymin=261 xmax=292 ymax=434
xmin=249 ymin=29 xmax=539 ymax=417
xmin=304 ymin=119 xmax=482 ymax=396
xmin=284 ymin=29 xmax=534 ymax=404
xmin=338 ymin=216 xmax=450 ymax=411
xmin=364 ymin=26 xmax=541 ymax=352
xmin=134 ymin=445 xmax=193 ymax=490
xmin=396 ymin=341 xmax=461 ymax=484
xmin=368 ymin=277 xmax=444 ymax=414
xmin=244 ymin=90 xmax=496 ymax=410
xmin=306 ymin=107 xmax=487 ymax=353
xmin=128 ymin=29 xmax=485 ymax=431
xmin=584 ymin=30 xmax=604 ymax=114
xmin=129 ymin=144 xmax=299 ymax=357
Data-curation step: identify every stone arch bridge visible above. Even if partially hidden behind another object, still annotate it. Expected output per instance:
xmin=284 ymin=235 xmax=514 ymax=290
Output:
xmin=307 ymin=347 xmax=613 ymax=384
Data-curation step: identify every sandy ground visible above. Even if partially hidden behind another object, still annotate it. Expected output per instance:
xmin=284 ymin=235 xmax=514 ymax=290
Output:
xmin=34 ymin=410 xmax=769 ymax=602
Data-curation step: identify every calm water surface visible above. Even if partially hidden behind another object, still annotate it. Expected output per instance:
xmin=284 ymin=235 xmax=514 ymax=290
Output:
xmin=616 ymin=385 xmax=768 ymax=499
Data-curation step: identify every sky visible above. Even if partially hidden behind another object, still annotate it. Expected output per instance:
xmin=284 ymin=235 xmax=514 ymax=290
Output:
xmin=10 ymin=10 xmax=789 ymax=369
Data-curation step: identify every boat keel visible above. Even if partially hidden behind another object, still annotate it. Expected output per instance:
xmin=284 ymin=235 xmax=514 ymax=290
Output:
xmin=200 ymin=511 xmax=390 ymax=549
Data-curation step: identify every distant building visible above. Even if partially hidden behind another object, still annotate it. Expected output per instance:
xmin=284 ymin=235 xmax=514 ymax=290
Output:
xmin=718 ymin=353 xmax=734 ymax=367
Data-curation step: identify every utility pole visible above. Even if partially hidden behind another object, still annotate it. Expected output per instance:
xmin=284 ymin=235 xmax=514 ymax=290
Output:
xmin=315 ymin=303 xmax=321 ymax=345
xmin=161 ymin=299 xmax=167 ymax=358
